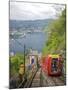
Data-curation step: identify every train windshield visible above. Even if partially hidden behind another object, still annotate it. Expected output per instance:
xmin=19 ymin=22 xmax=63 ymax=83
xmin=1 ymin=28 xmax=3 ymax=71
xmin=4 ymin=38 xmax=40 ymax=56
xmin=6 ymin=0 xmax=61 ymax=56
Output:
xmin=51 ymin=58 xmax=58 ymax=72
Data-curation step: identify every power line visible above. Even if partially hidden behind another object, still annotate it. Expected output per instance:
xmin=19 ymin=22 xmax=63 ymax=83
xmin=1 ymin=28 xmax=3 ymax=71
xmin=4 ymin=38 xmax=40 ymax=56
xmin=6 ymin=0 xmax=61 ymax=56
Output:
xmin=12 ymin=38 xmax=24 ymax=49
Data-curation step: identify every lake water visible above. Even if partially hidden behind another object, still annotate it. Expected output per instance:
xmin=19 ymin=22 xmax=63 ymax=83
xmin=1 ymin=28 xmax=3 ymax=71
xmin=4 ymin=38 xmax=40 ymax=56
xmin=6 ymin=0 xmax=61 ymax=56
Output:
xmin=9 ymin=32 xmax=47 ymax=54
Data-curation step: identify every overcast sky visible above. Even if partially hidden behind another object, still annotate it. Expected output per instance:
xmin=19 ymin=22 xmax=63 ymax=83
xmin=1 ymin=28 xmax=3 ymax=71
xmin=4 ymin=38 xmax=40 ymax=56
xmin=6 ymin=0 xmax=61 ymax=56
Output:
xmin=10 ymin=1 xmax=65 ymax=20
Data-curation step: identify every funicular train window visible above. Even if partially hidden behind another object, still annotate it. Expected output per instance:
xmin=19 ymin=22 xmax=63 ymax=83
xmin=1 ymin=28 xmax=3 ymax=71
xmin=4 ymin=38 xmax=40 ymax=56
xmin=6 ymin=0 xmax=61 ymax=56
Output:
xmin=51 ymin=58 xmax=58 ymax=72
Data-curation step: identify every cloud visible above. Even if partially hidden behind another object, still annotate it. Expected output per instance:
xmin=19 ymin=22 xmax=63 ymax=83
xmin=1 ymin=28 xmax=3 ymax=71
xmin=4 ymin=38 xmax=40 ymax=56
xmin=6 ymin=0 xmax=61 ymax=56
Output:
xmin=10 ymin=2 xmax=65 ymax=20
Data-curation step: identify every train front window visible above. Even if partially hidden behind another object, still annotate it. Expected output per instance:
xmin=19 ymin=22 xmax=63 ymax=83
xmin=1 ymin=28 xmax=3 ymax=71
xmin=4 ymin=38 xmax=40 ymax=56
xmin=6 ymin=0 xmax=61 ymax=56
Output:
xmin=51 ymin=58 xmax=58 ymax=72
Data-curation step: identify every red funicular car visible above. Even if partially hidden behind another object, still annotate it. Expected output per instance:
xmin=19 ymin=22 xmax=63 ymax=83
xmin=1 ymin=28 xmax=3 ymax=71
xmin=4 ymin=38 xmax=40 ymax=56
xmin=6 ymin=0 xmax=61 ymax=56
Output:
xmin=41 ymin=54 xmax=63 ymax=76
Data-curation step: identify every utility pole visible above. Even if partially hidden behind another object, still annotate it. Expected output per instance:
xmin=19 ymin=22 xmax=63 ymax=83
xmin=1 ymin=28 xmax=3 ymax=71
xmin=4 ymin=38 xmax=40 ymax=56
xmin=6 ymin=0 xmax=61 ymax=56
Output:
xmin=24 ymin=44 xmax=26 ymax=74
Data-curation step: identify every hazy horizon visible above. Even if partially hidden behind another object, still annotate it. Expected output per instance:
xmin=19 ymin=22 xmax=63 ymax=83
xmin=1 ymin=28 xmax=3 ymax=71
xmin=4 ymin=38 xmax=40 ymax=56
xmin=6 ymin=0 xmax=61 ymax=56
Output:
xmin=10 ymin=1 xmax=65 ymax=20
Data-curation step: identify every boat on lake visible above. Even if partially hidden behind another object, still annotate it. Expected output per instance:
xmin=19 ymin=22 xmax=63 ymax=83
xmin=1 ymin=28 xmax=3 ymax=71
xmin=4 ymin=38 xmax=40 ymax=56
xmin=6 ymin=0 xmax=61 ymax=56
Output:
xmin=20 ymin=33 xmax=26 ymax=38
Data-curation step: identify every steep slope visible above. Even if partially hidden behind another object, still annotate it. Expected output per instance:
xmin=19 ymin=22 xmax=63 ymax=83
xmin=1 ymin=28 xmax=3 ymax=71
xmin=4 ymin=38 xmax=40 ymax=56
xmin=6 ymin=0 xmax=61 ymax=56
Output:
xmin=42 ymin=9 xmax=66 ymax=55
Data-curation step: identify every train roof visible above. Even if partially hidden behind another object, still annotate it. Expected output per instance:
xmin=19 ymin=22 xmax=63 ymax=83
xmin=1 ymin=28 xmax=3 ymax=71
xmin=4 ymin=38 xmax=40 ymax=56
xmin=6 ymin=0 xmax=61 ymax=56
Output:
xmin=48 ymin=54 xmax=59 ymax=58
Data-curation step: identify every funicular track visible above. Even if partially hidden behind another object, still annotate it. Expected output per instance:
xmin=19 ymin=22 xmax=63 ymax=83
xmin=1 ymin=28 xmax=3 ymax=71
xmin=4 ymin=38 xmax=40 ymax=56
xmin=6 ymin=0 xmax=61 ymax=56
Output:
xmin=41 ymin=70 xmax=65 ymax=87
xmin=10 ymin=68 xmax=65 ymax=89
xmin=17 ymin=68 xmax=41 ymax=88
xmin=30 ymin=68 xmax=41 ymax=87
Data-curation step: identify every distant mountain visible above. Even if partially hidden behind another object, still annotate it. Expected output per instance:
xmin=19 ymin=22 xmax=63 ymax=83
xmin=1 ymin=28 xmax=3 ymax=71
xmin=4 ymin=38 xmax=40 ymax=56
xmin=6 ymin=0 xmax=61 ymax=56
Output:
xmin=9 ymin=19 xmax=53 ymax=31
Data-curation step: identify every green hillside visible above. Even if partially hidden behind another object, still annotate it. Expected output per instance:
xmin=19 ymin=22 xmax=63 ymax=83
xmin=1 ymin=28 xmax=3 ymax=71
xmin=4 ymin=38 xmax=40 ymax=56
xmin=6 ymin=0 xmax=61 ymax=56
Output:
xmin=42 ymin=8 xmax=66 ymax=56
xmin=10 ymin=53 xmax=24 ymax=77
